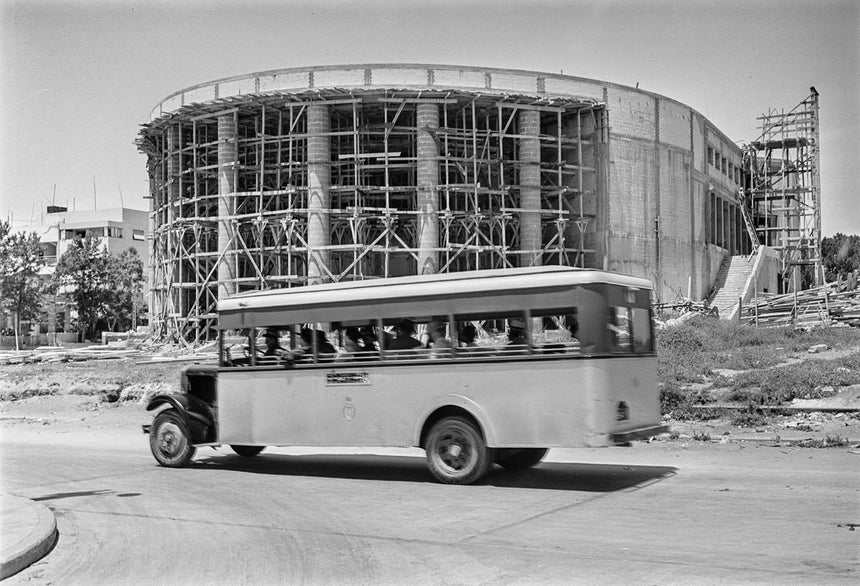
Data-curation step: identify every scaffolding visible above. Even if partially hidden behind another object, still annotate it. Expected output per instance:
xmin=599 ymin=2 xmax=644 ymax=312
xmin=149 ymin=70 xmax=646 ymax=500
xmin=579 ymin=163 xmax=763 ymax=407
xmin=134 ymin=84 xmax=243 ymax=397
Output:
xmin=138 ymin=89 xmax=605 ymax=343
xmin=744 ymin=88 xmax=822 ymax=291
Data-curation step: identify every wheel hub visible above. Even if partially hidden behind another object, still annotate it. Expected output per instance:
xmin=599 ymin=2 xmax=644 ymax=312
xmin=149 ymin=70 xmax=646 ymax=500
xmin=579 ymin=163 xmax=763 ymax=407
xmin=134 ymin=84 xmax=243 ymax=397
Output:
xmin=438 ymin=433 xmax=470 ymax=470
xmin=157 ymin=423 xmax=183 ymax=456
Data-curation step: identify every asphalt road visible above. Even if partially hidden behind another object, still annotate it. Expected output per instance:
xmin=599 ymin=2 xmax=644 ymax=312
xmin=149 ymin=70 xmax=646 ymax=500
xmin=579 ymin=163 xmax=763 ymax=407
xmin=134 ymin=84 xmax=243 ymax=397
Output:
xmin=1 ymin=426 xmax=857 ymax=585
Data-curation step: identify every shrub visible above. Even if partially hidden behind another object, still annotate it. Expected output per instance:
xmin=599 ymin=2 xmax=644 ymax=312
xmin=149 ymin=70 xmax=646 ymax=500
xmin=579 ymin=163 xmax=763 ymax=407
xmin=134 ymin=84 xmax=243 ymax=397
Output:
xmin=725 ymin=352 xmax=860 ymax=404
xmin=730 ymin=406 xmax=768 ymax=427
xmin=659 ymin=383 xmax=713 ymax=420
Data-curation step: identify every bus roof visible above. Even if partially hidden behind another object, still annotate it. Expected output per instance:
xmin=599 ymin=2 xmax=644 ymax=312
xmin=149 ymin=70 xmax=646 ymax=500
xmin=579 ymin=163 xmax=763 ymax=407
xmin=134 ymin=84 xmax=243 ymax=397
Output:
xmin=217 ymin=266 xmax=652 ymax=329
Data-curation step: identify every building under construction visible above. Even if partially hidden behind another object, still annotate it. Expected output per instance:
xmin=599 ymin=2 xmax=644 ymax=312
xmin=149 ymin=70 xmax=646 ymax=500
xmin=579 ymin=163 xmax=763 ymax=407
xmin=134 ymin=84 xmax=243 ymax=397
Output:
xmin=743 ymin=88 xmax=822 ymax=290
xmin=138 ymin=64 xmax=798 ymax=342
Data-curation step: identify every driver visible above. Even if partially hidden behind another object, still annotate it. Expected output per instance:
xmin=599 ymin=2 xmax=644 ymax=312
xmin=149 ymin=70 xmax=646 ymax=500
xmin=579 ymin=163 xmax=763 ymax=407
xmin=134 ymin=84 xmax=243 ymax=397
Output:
xmin=262 ymin=328 xmax=285 ymax=357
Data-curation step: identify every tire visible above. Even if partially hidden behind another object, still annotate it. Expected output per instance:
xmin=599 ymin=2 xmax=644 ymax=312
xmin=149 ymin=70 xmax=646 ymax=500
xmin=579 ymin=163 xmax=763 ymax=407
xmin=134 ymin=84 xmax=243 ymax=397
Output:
xmin=425 ymin=416 xmax=494 ymax=485
xmin=149 ymin=410 xmax=196 ymax=467
xmin=230 ymin=445 xmax=265 ymax=457
xmin=495 ymin=448 xmax=548 ymax=470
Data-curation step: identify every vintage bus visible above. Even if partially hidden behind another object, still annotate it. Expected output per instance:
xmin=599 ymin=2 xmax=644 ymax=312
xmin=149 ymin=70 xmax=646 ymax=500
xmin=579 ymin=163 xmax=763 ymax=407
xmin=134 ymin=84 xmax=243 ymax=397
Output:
xmin=145 ymin=266 xmax=667 ymax=484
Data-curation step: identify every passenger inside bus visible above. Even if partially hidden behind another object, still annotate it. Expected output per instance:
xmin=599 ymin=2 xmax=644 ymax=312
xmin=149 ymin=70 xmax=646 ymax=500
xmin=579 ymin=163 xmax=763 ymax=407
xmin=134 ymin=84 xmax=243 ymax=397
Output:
xmin=337 ymin=326 xmax=379 ymax=361
xmin=388 ymin=319 xmax=422 ymax=350
xmin=506 ymin=318 xmax=528 ymax=353
xmin=263 ymin=328 xmax=284 ymax=357
xmin=296 ymin=328 xmax=338 ymax=363
xmin=459 ymin=324 xmax=478 ymax=348
xmin=426 ymin=321 xmax=452 ymax=358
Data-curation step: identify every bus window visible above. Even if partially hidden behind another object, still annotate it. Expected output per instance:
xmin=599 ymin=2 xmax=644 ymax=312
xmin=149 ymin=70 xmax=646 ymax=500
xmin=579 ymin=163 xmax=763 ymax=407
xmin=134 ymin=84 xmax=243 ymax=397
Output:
xmin=630 ymin=307 xmax=653 ymax=353
xmin=454 ymin=312 xmax=530 ymax=356
xmin=531 ymin=308 xmax=581 ymax=354
xmin=608 ymin=307 xmax=632 ymax=353
xmin=221 ymin=331 xmax=252 ymax=367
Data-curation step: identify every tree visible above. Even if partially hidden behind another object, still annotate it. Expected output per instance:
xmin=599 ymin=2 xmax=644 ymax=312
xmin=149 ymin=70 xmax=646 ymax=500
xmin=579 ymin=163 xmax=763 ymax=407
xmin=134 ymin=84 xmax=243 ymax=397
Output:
xmin=0 ymin=221 xmax=44 ymax=347
xmin=821 ymin=233 xmax=860 ymax=283
xmin=52 ymin=239 xmax=146 ymax=341
xmin=52 ymin=238 xmax=111 ymax=341
xmin=104 ymin=247 xmax=145 ymax=332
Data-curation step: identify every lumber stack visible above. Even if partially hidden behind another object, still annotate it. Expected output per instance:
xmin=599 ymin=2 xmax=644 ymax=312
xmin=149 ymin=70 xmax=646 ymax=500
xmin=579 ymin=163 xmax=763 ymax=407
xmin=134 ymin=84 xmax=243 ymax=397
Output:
xmin=741 ymin=280 xmax=860 ymax=328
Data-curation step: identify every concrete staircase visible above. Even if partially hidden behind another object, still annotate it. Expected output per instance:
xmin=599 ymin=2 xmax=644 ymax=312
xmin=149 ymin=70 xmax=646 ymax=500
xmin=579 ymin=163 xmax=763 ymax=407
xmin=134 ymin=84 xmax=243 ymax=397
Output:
xmin=709 ymin=254 xmax=758 ymax=320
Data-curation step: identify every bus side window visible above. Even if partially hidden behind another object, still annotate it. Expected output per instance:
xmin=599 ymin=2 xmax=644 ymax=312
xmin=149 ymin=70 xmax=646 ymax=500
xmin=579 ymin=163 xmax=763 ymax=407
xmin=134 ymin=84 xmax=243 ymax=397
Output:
xmin=452 ymin=312 xmax=529 ymax=356
xmin=531 ymin=309 xmax=581 ymax=354
xmin=630 ymin=307 xmax=653 ymax=353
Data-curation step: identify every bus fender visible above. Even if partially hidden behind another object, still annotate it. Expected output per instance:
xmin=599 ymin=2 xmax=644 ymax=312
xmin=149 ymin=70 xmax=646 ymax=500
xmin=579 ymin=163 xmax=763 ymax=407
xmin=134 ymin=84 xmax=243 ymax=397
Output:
xmin=413 ymin=394 xmax=497 ymax=447
xmin=146 ymin=393 xmax=215 ymax=444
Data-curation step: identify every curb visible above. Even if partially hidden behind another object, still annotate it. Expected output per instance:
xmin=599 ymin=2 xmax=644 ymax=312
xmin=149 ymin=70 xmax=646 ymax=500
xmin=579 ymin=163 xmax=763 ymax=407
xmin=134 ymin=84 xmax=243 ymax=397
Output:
xmin=0 ymin=495 xmax=58 ymax=580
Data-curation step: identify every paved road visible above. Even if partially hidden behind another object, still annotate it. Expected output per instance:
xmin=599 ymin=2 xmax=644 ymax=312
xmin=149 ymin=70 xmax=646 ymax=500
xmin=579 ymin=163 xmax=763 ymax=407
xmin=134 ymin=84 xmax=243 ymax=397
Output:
xmin=1 ymin=427 xmax=857 ymax=585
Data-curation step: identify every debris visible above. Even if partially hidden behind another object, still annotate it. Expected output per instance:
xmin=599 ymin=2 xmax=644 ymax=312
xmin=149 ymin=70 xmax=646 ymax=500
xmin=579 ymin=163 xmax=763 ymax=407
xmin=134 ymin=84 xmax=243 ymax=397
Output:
xmin=808 ymin=344 xmax=828 ymax=354
xmin=654 ymin=297 xmax=719 ymax=328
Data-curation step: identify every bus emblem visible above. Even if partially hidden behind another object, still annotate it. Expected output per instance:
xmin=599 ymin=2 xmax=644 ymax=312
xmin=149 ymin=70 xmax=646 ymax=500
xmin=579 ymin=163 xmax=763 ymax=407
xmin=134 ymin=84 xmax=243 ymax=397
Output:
xmin=343 ymin=401 xmax=356 ymax=421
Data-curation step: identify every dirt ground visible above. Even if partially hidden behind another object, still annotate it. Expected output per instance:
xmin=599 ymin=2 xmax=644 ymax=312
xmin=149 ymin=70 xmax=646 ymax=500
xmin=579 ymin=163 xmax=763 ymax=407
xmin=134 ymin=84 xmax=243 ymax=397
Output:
xmin=1 ymin=354 xmax=859 ymax=446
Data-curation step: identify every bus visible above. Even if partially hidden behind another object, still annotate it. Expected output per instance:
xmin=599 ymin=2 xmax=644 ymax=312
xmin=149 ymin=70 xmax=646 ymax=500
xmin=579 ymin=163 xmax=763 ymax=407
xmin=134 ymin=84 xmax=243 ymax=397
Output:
xmin=145 ymin=266 xmax=667 ymax=484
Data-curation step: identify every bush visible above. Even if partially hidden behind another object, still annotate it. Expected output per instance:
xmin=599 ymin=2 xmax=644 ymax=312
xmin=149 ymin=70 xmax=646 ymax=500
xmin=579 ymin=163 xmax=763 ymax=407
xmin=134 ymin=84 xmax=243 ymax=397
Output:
xmin=730 ymin=406 xmax=768 ymax=427
xmin=725 ymin=352 xmax=860 ymax=404
xmin=659 ymin=383 xmax=713 ymax=420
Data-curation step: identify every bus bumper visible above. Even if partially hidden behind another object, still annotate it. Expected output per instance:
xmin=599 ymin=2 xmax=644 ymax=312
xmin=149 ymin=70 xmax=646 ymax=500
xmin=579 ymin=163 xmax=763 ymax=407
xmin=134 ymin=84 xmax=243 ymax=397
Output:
xmin=610 ymin=424 xmax=670 ymax=444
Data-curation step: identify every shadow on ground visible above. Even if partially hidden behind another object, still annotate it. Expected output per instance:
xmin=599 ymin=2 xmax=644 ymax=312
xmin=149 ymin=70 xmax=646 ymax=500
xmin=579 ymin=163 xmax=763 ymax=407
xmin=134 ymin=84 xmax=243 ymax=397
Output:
xmin=191 ymin=452 xmax=677 ymax=492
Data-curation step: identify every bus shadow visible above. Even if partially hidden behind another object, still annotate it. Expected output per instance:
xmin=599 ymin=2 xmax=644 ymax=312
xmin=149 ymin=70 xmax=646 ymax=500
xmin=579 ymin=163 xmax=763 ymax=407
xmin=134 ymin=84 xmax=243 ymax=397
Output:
xmin=196 ymin=453 xmax=677 ymax=492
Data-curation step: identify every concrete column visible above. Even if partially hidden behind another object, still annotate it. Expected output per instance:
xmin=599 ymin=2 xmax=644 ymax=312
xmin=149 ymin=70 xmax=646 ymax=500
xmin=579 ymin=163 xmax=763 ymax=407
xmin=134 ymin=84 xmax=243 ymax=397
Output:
xmin=217 ymin=114 xmax=237 ymax=299
xmin=519 ymin=110 xmax=542 ymax=266
xmin=307 ymin=103 xmax=331 ymax=285
xmin=416 ymin=103 xmax=440 ymax=275
xmin=167 ymin=125 xmax=183 ymax=318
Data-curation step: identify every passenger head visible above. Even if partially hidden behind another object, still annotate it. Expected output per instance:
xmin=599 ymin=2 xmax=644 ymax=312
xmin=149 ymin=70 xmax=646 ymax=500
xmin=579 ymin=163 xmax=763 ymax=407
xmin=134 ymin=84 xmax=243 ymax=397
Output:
xmin=567 ymin=316 xmax=579 ymax=337
xmin=394 ymin=319 xmax=415 ymax=338
xmin=507 ymin=317 xmax=526 ymax=343
xmin=460 ymin=324 xmax=477 ymax=345
xmin=427 ymin=321 xmax=446 ymax=341
xmin=344 ymin=327 xmax=361 ymax=343
xmin=263 ymin=328 xmax=281 ymax=350
xmin=299 ymin=328 xmax=313 ymax=346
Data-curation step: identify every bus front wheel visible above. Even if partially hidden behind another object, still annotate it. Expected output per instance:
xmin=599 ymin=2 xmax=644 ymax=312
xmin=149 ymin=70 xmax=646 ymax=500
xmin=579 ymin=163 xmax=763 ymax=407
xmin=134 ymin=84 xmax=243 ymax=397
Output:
xmin=150 ymin=410 xmax=196 ymax=467
xmin=425 ymin=416 xmax=494 ymax=485
xmin=231 ymin=445 xmax=265 ymax=457
xmin=495 ymin=448 xmax=548 ymax=470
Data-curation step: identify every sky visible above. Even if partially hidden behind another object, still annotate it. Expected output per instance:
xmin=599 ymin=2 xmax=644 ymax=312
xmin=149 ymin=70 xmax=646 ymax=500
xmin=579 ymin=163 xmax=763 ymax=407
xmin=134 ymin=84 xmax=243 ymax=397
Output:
xmin=1 ymin=0 xmax=858 ymax=237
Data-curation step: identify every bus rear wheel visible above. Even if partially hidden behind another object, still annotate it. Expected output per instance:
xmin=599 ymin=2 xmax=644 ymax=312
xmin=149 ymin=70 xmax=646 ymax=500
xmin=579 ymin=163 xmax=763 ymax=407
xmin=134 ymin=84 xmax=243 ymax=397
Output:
xmin=230 ymin=445 xmax=265 ymax=457
xmin=425 ymin=416 xmax=494 ymax=485
xmin=150 ymin=410 xmax=196 ymax=467
xmin=495 ymin=448 xmax=548 ymax=470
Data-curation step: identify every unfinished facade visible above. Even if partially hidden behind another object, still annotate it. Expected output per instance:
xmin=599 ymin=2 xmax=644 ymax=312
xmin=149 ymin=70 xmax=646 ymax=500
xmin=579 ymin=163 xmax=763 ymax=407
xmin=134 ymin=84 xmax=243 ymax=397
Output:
xmin=138 ymin=64 xmax=745 ymax=342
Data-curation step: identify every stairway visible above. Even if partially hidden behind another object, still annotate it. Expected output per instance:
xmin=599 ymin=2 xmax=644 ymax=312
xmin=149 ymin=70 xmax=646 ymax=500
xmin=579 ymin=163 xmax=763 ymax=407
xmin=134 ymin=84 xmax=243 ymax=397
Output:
xmin=709 ymin=254 xmax=758 ymax=319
